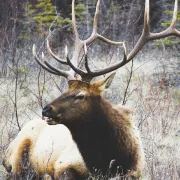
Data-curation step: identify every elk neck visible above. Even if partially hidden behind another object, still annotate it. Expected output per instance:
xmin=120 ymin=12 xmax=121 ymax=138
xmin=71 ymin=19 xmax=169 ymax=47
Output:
xmin=66 ymin=96 xmax=131 ymax=174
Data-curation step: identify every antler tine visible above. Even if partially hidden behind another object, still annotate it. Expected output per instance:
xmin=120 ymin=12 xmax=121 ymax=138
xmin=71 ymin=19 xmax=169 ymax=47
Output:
xmin=33 ymin=44 xmax=75 ymax=80
xmin=63 ymin=0 xmax=84 ymax=78
xmin=85 ymin=0 xmax=124 ymax=46
xmin=84 ymin=43 xmax=91 ymax=73
xmin=93 ymin=0 xmax=100 ymax=33
xmin=171 ymin=0 xmax=178 ymax=26
xmin=126 ymin=0 xmax=150 ymax=61
xmin=81 ymin=42 xmax=127 ymax=81
xmin=72 ymin=0 xmax=80 ymax=44
xmin=43 ymin=60 xmax=73 ymax=79
xmin=33 ymin=45 xmax=59 ymax=75
xmin=47 ymin=40 xmax=68 ymax=65
xmin=144 ymin=0 xmax=150 ymax=33
xmin=172 ymin=0 xmax=180 ymax=36
xmin=66 ymin=46 xmax=86 ymax=76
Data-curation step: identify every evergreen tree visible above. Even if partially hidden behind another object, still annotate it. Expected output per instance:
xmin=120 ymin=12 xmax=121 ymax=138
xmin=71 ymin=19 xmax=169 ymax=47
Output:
xmin=23 ymin=0 xmax=71 ymax=39
xmin=22 ymin=0 xmax=86 ymax=41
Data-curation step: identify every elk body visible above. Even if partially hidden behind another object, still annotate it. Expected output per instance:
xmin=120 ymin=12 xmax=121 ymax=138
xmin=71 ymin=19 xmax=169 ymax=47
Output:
xmin=33 ymin=0 xmax=180 ymax=178
xmin=42 ymin=76 xmax=144 ymax=178
xmin=2 ymin=119 xmax=88 ymax=180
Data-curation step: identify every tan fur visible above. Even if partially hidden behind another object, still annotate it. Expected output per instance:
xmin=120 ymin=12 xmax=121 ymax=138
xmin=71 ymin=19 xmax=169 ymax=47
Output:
xmin=3 ymin=119 xmax=88 ymax=179
xmin=102 ymin=100 xmax=144 ymax=177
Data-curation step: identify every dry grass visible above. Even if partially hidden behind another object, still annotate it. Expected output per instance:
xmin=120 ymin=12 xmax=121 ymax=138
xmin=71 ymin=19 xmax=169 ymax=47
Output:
xmin=0 ymin=48 xmax=179 ymax=179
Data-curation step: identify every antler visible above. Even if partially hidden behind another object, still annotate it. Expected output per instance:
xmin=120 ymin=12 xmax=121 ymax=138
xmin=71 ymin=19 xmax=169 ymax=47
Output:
xmin=33 ymin=45 xmax=75 ymax=80
xmin=127 ymin=0 xmax=180 ymax=61
xmin=80 ymin=0 xmax=180 ymax=81
xmin=33 ymin=0 xmax=180 ymax=82
xmin=33 ymin=0 xmax=123 ymax=82
xmin=70 ymin=0 xmax=180 ymax=81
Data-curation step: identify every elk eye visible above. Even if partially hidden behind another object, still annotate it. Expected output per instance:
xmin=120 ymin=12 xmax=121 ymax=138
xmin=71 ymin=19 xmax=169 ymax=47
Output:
xmin=74 ymin=94 xmax=85 ymax=103
xmin=75 ymin=94 xmax=85 ymax=100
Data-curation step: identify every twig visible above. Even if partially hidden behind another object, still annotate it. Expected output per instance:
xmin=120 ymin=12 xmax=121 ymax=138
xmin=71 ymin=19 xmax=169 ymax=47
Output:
xmin=122 ymin=59 xmax=134 ymax=105
xmin=37 ymin=67 xmax=43 ymax=108
xmin=14 ymin=63 xmax=21 ymax=131
xmin=122 ymin=1 xmax=135 ymax=105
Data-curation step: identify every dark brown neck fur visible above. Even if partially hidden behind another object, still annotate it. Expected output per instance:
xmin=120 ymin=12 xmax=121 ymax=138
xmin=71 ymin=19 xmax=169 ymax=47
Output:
xmin=66 ymin=97 xmax=138 ymax=176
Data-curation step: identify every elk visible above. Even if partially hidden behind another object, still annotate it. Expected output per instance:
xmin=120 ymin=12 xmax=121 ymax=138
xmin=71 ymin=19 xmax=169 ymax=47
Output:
xmin=2 ymin=119 xmax=88 ymax=180
xmin=33 ymin=0 xmax=180 ymax=178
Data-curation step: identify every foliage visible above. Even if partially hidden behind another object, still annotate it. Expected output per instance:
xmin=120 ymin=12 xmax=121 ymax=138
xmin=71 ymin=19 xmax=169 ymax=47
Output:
xmin=23 ymin=0 xmax=69 ymax=39
xmin=153 ymin=38 xmax=180 ymax=47
xmin=155 ymin=3 xmax=180 ymax=47
xmin=161 ymin=7 xmax=180 ymax=27
xmin=22 ymin=0 xmax=86 ymax=40
xmin=74 ymin=0 xmax=86 ymax=22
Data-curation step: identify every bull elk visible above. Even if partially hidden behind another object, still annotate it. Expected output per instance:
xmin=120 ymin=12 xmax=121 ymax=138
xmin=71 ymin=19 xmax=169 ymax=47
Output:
xmin=33 ymin=0 xmax=180 ymax=178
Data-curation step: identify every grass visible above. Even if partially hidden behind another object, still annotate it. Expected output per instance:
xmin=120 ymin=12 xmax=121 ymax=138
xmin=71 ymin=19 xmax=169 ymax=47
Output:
xmin=0 ymin=48 xmax=179 ymax=180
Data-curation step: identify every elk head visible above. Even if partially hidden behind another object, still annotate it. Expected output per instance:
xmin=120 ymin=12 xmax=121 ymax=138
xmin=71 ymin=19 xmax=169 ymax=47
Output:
xmin=33 ymin=0 xmax=180 ymax=126
xmin=41 ymin=73 xmax=115 ymax=126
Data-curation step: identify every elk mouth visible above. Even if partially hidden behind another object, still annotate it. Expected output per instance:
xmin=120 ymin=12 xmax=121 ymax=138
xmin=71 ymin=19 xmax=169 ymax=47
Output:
xmin=43 ymin=114 xmax=62 ymax=125
xmin=46 ymin=118 xmax=58 ymax=125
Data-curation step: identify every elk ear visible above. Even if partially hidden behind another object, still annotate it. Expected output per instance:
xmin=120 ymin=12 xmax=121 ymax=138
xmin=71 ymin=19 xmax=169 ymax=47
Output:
xmin=68 ymin=80 xmax=75 ymax=87
xmin=94 ymin=72 xmax=116 ymax=91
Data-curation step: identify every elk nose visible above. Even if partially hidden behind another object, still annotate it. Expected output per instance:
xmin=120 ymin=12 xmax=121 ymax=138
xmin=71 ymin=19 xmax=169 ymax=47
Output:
xmin=42 ymin=106 xmax=53 ymax=117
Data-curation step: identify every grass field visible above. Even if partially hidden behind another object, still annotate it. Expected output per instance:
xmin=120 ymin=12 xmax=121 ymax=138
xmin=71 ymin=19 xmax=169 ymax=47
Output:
xmin=0 ymin=47 xmax=179 ymax=180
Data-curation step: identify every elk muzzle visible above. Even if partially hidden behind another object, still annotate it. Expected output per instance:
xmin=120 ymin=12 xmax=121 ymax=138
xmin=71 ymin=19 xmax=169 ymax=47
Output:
xmin=42 ymin=106 xmax=53 ymax=117
xmin=42 ymin=105 xmax=62 ymax=125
